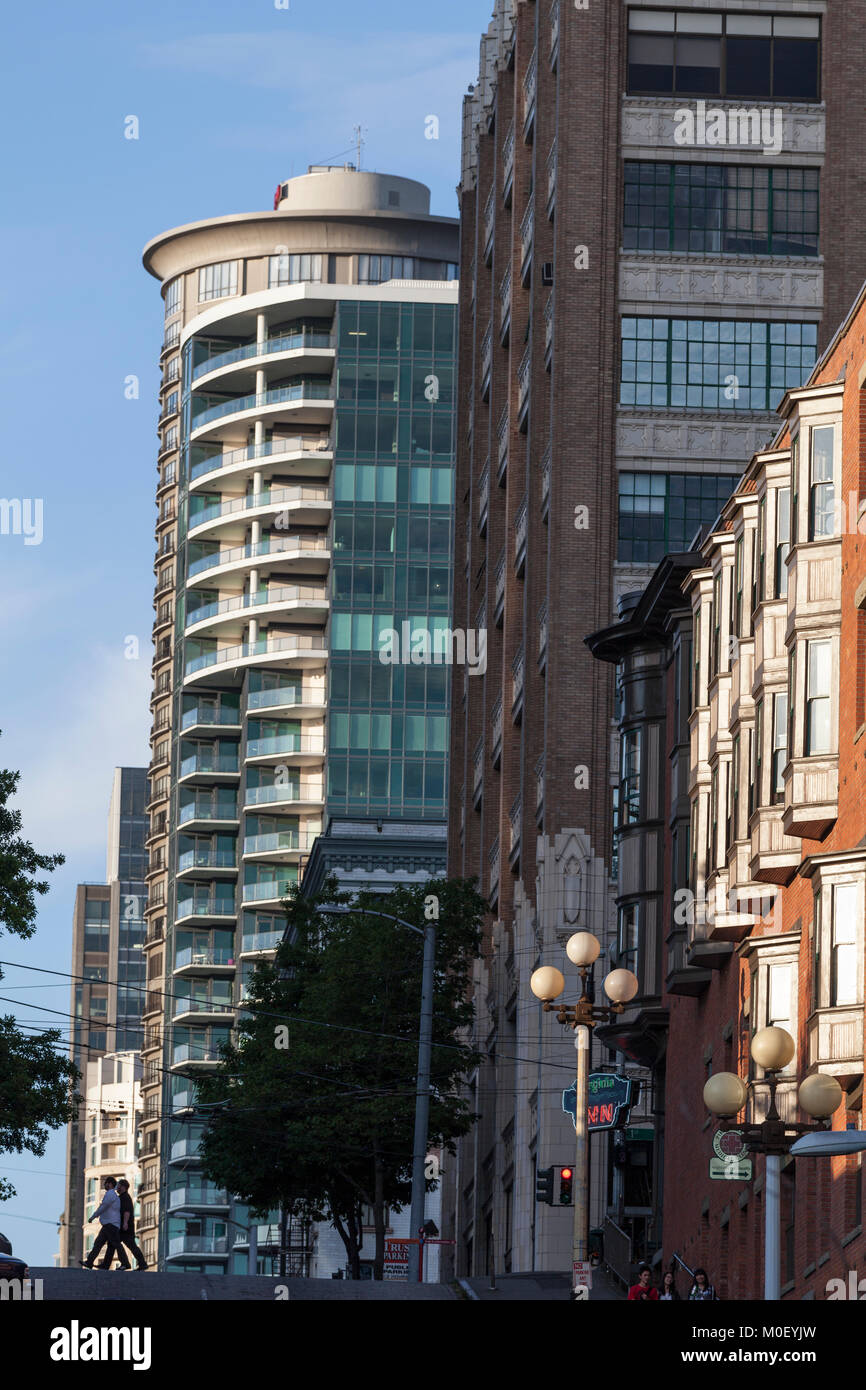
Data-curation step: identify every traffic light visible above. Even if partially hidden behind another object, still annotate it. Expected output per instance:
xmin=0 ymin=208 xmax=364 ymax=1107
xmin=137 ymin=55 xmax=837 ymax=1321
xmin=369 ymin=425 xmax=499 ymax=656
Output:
xmin=559 ymin=1166 xmax=573 ymax=1205
xmin=535 ymin=1165 xmax=555 ymax=1205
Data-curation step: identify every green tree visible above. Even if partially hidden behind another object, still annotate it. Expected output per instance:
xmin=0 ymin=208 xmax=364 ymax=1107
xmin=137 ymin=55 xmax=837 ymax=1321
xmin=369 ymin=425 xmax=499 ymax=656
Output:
xmin=197 ymin=877 xmax=484 ymax=1278
xmin=0 ymin=741 xmax=79 ymax=1201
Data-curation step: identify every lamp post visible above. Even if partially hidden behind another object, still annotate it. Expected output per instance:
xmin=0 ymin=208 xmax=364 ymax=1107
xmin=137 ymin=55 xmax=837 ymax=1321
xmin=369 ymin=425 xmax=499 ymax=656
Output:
xmin=530 ymin=932 xmax=638 ymax=1294
xmin=313 ymin=902 xmax=436 ymax=1284
xmin=703 ymin=1026 xmax=843 ymax=1301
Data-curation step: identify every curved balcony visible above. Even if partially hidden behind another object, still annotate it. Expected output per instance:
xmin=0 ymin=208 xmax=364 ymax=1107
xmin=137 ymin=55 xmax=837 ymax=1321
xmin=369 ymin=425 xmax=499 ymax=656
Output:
xmin=243 ymin=830 xmax=317 ymax=861
xmin=245 ymin=733 xmax=325 ymax=765
xmin=177 ymin=800 xmax=239 ymax=832
xmin=177 ymin=849 xmax=238 ymax=879
xmin=188 ymin=486 xmax=332 ymax=541
xmin=168 ymin=1185 xmax=230 ymax=1212
xmin=240 ymin=929 xmax=285 ymax=956
xmin=175 ymin=898 xmax=236 ymax=926
xmin=169 ymin=1139 xmax=202 ymax=1162
xmin=192 ymin=331 xmax=334 ymax=386
xmin=190 ymin=382 xmax=334 ymax=442
xmin=178 ymin=753 xmax=240 ymax=785
xmin=189 ymin=437 xmax=332 ymax=489
xmin=184 ymin=585 xmax=329 ymax=640
xmin=174 ymin=945 xmax=236 ymax=976
xmin=169 ymin=1100 xmax=198 ymax=1126
xmin=172 ymin=996 xmax=235 ymax=1023
xmin=166 ymin=1234 xmax=229 ymax=1258
xmin=186 ymin=535 xmax=330 ymax=588
xmin=243 ymin=781 xmax=324 ymax=813
xmin=170 ymin=1044 xmax=225 ymax=1071
xmin=183 ymin=634 xmax=328 ymax=689
xmin=246 ymin=685 xmax=326 ymax=715
xmin=240 ymin=881 xmax=293 ymax=908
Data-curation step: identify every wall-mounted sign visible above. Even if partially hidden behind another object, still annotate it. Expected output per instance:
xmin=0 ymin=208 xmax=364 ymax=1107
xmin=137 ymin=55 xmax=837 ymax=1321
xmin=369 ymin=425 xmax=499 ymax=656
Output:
xmin=562 ymin=1074 xmax=634 ymax=1132
xmin=710 ymin=1128 xmax=752 ymax=1180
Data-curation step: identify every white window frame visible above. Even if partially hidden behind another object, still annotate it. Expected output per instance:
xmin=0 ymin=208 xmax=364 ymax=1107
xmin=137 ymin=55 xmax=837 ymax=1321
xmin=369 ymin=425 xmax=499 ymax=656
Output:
xmin=198 ymin=261 xmax=239 ymax=303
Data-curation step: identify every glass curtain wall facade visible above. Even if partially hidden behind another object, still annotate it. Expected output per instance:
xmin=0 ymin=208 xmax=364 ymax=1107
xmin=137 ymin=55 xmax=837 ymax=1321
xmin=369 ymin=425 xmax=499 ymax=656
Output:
xmin=329 ymin=299 xmax=455 ymax=823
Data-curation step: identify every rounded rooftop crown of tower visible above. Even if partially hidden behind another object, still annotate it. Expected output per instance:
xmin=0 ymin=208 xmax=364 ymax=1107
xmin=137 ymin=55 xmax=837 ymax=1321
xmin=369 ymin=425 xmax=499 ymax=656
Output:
xmin=275 ymin=165 xmax=431 ymax=217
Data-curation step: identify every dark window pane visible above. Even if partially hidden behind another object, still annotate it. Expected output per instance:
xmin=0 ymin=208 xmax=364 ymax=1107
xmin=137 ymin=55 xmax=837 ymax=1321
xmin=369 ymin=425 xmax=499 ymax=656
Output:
xmin=726 ymin=37 xmax=772 ymax=97
xmin=773 ymin=39 xmax=819 ymax=101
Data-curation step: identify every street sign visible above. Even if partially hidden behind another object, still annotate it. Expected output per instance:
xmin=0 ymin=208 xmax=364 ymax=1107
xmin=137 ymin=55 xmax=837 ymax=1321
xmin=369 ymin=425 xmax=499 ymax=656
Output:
xmin=383 ymin=1239 xmax=416 ymax=1281
xmin=791 ymin=1130 xmax=866 ymax=1157
xmin=563 ymin=1074 xmax=634 ymax=1131
xmin=710 ymin=1128 xmax=752 ymax=1179
xmin=572 ymin=1261 xmax=593 ymax=1289
xmin=710 ymin=1156 xmax=752 ymax=1179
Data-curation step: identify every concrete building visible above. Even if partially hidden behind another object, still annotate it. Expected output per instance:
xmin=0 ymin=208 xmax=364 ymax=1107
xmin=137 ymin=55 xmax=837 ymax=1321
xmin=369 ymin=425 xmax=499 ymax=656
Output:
xmin=140 ymin=165 xmax=458 ymax=1272
xmin=60 ymin=768 xmax=148 ymax=1267
xmin=592 ymin=279 xmax=866 ymax=1297
xmin=80 ymin=1052 xmax=142 ymax=1264
xmin=445 ymin=0 xmax=866 ymax=1280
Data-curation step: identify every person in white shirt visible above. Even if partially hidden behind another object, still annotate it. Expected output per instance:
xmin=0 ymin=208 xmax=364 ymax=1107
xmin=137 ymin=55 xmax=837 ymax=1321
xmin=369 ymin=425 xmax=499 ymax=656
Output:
xmin=80 ymin=1176 xmax=130 ymax=1270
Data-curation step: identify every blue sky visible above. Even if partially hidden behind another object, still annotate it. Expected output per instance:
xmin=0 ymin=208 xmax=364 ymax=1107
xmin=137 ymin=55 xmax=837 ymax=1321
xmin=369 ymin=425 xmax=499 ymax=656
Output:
xmin=0 ymin=0 xmax=488 ymax=1266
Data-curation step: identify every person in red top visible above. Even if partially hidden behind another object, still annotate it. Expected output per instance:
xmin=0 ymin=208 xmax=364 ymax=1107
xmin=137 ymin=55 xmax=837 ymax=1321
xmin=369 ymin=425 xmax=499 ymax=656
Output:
xmin=627 ymin=1267 xmax=659 ymax=1301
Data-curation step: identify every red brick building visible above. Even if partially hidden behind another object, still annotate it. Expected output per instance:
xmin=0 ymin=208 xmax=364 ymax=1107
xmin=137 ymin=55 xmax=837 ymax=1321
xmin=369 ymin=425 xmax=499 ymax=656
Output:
xmin=596 ymin=281 xmax=866 ymax=1299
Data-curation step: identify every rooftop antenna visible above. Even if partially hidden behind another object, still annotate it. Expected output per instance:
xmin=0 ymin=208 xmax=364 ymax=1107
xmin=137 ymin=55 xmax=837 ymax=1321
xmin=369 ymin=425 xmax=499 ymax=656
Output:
xmin=353 ymin=124 xmax=364 ymax=170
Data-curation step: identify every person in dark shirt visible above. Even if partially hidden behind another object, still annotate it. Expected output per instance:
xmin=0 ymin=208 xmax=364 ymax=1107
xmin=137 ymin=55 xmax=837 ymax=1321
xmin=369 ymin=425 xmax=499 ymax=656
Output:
xmin=114 ymin=1179 xmax=148 ymax=1271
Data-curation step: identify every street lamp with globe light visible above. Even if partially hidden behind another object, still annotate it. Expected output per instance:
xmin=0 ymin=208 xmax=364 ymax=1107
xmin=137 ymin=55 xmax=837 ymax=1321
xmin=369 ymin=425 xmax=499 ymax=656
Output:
xmin=531 ymin=930 xmax=638 ymax=1299
xmin=702 ymin=1025 xmax=843 ymax=1300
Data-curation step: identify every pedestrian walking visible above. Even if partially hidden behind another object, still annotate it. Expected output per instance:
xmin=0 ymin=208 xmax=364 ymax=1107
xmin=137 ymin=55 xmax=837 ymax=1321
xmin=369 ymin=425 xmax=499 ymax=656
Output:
xmin=659 ymin=1270 xmax=681 ymax=1301
xmin=115 ymin=1179 xmax=148 ymax=1270
xmin=688 ymin=1267 xmax=719 ymax=1300
xmin=627 ymin=1266 xmax=659 ymax=1301
xmin=79 ymin=1176 xmax=130 ymax=1270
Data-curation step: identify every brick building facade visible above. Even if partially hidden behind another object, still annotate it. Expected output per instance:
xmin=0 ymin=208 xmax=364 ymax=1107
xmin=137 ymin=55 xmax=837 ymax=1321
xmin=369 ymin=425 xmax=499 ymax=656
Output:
xmin=594 ymin=280 xmax=866 ymax=1298
xmin=446 ymin=0 xmax=866 ymax=1282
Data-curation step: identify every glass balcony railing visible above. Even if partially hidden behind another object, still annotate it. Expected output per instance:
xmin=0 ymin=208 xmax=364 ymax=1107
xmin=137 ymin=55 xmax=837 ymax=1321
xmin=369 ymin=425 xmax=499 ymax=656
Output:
xmin=176 ymin=898 xmax=235 ymax=919
xmin=178 ymin=801 xmax=238 ymax=825
xmin=171 ymin=1044 xmax=224 ymax=1066
xmin=244 ymin=784 xmax=315 ymax=806
xmin=187 ymin=535 xmax=328 ymax=580
xmin=241 ymin=930 xmax=284 ymax=953
xmin=243 ymin=831 xmax=309 ymax=854
xmin=245 ymin=735 xmax=324 ymax=758
xmin=189 ymin=436 xmax=332 ymax=482
xmin=174 ymin=946 xmax=235 ymax=969
xmin=170 ymin=1103 xmax=198 ymax=1124
xmin=241 ymin=881 xmax=291 ymax=903
xmin=181 ymin=705 xmax=241 ymax=729
xmin=168 ymin=1185 xmax=230 ymax=1209
xmin=191 ymin=381 xmax=333 ymax=430
xmin=173 ymin=995 xmax=234 ymax=1018
xmin=191 ymin=332 xmax=334 ymax=381
xmin=186 ymin=586 xmax=327 ymax=629
xmin=184 ymin=635 xmax=325 ymax=676
xmin=167 ymin=1235 xmax=228 ymax=1256
xmin=246 ymin=687 xmax=317 ymax=711
xmin=179 ymin=754 xmax=239 ymax=777
xmin=190 ymin=487 xmax=330 ymax=529
xmin=177 ymin=849 xmax=237 ymax=872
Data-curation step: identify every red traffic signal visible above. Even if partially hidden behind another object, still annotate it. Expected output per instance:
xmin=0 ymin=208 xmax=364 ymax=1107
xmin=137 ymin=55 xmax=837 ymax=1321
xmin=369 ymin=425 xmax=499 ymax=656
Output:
xmin=558 ymin=1166 xmax=574 ymax=1205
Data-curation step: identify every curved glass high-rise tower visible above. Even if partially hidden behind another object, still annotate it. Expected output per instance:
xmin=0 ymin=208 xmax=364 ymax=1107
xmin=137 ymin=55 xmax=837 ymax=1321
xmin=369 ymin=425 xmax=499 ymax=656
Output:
xmin=140 ymin=166 xmax=458 ymax=1273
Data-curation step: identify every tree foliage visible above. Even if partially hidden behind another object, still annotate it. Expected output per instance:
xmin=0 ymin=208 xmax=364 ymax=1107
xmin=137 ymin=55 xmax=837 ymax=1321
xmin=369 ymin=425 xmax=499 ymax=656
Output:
xmin=0 ymin=737 xmax=78 ymax=1202
xmin=196 ymin=876 xmax=484 ymax=1277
